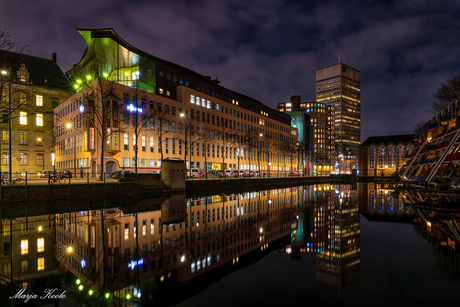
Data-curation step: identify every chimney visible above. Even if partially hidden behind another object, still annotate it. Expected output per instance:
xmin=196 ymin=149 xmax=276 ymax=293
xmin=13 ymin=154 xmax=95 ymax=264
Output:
xmin=52 ymin=53 xmax=57 ymax=64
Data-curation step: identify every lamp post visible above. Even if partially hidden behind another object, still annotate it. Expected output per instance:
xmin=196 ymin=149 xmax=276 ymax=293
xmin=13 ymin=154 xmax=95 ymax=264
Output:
xmin=1 ymin=69 xmax=12 ymax=183
xmin=65 ymin=122 xmax=77 ymax=177
xmin=37 ymin=136 xmax=45 ymax=170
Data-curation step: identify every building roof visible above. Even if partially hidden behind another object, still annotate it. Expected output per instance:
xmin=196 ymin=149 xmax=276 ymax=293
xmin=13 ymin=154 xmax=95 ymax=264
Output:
xmin=67 ymin=28 xmax=291 ymax=124
xmin=0 ymin=49 xmax=69 ymax=90
xmin=360 ymin=134 xmax=414 ymax=146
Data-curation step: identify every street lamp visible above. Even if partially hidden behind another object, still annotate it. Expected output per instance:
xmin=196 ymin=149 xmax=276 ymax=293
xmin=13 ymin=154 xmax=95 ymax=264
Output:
xmin=37 ymin=136 xmax=45 ymax=171
xmin=1 ymin=69 xmax=12 ymax=183
xmin=65 ymin=122 xmax=77 ymax=177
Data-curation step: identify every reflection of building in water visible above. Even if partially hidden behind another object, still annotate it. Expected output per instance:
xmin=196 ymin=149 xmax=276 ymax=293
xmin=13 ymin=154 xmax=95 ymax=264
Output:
xmin=282 ymin=185 xmax=361 ymax=288
xmin=0 ymin=215 xmax=59 ymax=293
xmin=413 ymin=210 xmax=460 ymax=272
xmin=55 ymin=187 xmax=299 ymax=302
xmin=358 ymin=182 xmax=414 ymax=220
xmin=315 ymin=186 xmax=360 ymax=288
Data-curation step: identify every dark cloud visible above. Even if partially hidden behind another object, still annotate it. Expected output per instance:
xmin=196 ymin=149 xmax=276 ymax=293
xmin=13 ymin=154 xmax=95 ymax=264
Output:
xmin=2 ymin=0 xmax=460 ymax=141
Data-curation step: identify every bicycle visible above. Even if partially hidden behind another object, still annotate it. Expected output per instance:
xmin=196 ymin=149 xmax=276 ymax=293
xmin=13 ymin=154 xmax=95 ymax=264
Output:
xmin=49 ymin=175 xmax=66 ymax=185
xmin=1 ymin=175 xmax=24 ymax=185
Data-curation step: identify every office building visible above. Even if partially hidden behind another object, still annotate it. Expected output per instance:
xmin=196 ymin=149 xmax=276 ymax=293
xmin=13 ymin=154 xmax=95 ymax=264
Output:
xmin=56 ymin=28 xmax=298 ymax=176
xmin=277 ymin=95 xmax=335 ymax=175
xmin=316 ymin=63 xmax=360 ymax=173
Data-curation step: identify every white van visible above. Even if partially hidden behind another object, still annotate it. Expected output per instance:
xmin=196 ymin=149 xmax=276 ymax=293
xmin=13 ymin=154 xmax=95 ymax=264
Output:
xmin=188 ymin=168 xmax=204 ymax=178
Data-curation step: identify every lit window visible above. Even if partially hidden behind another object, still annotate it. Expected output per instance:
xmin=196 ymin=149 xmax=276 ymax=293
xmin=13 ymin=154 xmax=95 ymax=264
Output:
xmin=37 ymin=257 xmax=44 ymax=271
xmin=159 ymin=88 xmax=164 ymax=94
xmin=37 ymin=238 xmax=44 ymax=253
xmin=36 ymin=114 xmax=43 ymax=126
xmin=36 ymin=95 xmax=43 ymax=106
xmin=19 ymin=112 xmax=27 ymax=125
xmin=21 ymin=239 xmax=28 ymax=255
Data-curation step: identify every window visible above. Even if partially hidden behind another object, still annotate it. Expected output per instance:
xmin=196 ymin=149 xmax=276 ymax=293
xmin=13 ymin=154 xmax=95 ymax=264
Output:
xmin=142 ymin=135 xmax=146 ymax=152
xmin=2 ymin=111 xmax=8 ymax=123
xmin=165 ymin=138 xmax=170 ymax=154
xmin=369 ymin=146 xmax=376 ymax=169
xmin=19 ymin=112 xmax=27 ymax=125
xmin=142 ymin=220 xmax=147 ymax=237
xmin=21 ymin=239 xmax=28 ymax=255
xmin=36 ymin=113 xmax=43 ymax=126
xmin=2 ymin=131 xmax=8 ymax=144
xmin=150 ymin=136 xmax=154 ymax=153
xmin=133 ymin=134 xmax=136 ymax=151
xmin=141 ymin=158 xmax=147 ymax=167
xmin=124 ymin=223 xmax=129 ymax=241
xmin=2 ymin=152 xmax=9 ymax=165
xmin=378 ymin=146 xmax=385 ymax=169
xmin=36 ymin=153 xmax=44 ymax=166
xmin=36 ymin=95 xmax=43 ymax=107
xmin=123 ymin=133 xmax=129 ymax=150
xmin=19 ymin=152 xmax=27 ymax=165
xmin=37 ymin=257 xmax=44 ymax=271
xmin=123 ymin=111 xmax=129 ymax=125
xmin=19 ymin=132 xmax=27 ymax=145
xmin=37 ymin=238 xmax=44 ymax=252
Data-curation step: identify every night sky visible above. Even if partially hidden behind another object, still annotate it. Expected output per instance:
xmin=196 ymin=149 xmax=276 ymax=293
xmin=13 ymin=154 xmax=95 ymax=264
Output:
xmin=2 ymin=0 xmax=460 ymax=141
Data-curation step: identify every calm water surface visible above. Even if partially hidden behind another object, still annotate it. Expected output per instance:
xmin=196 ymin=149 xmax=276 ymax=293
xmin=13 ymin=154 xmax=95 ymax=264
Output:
xmin=1 ymin=183 xmax=459 ymax=306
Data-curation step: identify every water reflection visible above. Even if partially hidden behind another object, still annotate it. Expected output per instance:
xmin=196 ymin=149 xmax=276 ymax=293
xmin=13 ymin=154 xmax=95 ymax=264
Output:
xmin=283 ymin=184 xmax=360 ymax=288
xmin=3 ymin=184 xmax=459 ymax=306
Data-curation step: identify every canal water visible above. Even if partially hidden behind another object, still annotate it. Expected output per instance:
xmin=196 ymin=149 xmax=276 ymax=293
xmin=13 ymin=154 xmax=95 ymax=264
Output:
xmin=1 ymin=183 xmax=459 ymax=306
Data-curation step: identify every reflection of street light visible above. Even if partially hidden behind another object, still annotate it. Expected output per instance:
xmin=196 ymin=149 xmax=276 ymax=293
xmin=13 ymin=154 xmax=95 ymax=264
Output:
xmin=1 ymin=69 xmax=12 ymax=183
xmin=65 ymin=122 xmax=76 ymax=177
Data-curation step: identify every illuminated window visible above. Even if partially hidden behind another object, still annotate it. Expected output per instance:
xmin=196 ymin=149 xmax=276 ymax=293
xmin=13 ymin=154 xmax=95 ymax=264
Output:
xmin=36 ymin=95 xmax=43 ymax=106
xmin=142 ymin=220 xmax=147 ymax=237
xmin=37 ymin=238 xmax=44 ymax=253
xmin=21 ymin=239 xmax=28 ymax=255
xmin=159 ymin=88 xmax=164 ymax=94
xmin=19 ymin=112 xmax=27 ymax=125
xmin=150 ymin=219 xmax=155 ymax=235
xmin=36 ymin=113 xmax=43 ymax=126
xmin=124 ymin=223 xmax=129 ymax=241
xmin=37 ymin=257 xmax=44 ymax=271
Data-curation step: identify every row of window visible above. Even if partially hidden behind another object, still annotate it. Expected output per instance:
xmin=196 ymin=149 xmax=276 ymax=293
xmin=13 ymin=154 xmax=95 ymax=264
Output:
xmin=2 ymin=111 xmax=44 ymax=126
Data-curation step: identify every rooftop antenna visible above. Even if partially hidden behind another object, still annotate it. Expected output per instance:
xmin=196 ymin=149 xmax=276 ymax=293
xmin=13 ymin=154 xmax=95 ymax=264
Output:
xmin=338 ymin=54 xmax=341 ymax=63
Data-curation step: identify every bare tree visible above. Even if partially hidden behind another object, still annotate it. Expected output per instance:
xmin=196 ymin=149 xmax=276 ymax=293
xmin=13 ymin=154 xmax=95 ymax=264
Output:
xmin=243 ymin=127 xmax=259 ymax=176
xmin=76 ymin=77 xmax=120 ymax=180
xmin=127 ymin=89 xmax=156 ymax=173
xmin=432 ymin=74 xmax=460 ymax=113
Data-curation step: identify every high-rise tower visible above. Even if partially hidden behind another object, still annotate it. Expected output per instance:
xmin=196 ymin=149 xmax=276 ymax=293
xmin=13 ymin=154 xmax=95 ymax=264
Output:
xmin=316 ymin=63 xmax=360 ymax=173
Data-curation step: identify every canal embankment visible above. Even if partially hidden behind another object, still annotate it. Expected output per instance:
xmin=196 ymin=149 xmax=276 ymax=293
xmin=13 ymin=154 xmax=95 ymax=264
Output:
xmin=0 ymin=174 xmax=357 ymax=204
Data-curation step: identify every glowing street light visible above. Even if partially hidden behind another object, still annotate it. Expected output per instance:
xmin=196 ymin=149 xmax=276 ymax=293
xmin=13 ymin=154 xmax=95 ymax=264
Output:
xmin=65 ymin=122 xmax=77 ymax=177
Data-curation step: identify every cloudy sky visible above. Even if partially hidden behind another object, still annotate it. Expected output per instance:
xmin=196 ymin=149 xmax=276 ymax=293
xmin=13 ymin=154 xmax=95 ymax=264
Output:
xmin=1 ymin=0 xmax=460 ymax=141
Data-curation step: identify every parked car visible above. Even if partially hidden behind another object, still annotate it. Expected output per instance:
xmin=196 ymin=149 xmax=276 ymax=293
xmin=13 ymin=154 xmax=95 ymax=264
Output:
xmin=236 ymin=170 xmax=245 ymax=177
xmin=187 ymin=168 xmax=203 ymax=178
xmin=249 ymin=170 xmax=260 ymax=177
xmin=219 ymin=170 xmax=235 ymax=177
xmin=59 ymin=170 xmax=72 ymax=178
xmin=290 ymin=170 xmax=302 ymax=176
xmin=40 ymin=170 xmax=56 ymax=178
xmin=111 ymin=170 xmax=134 ymax=179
